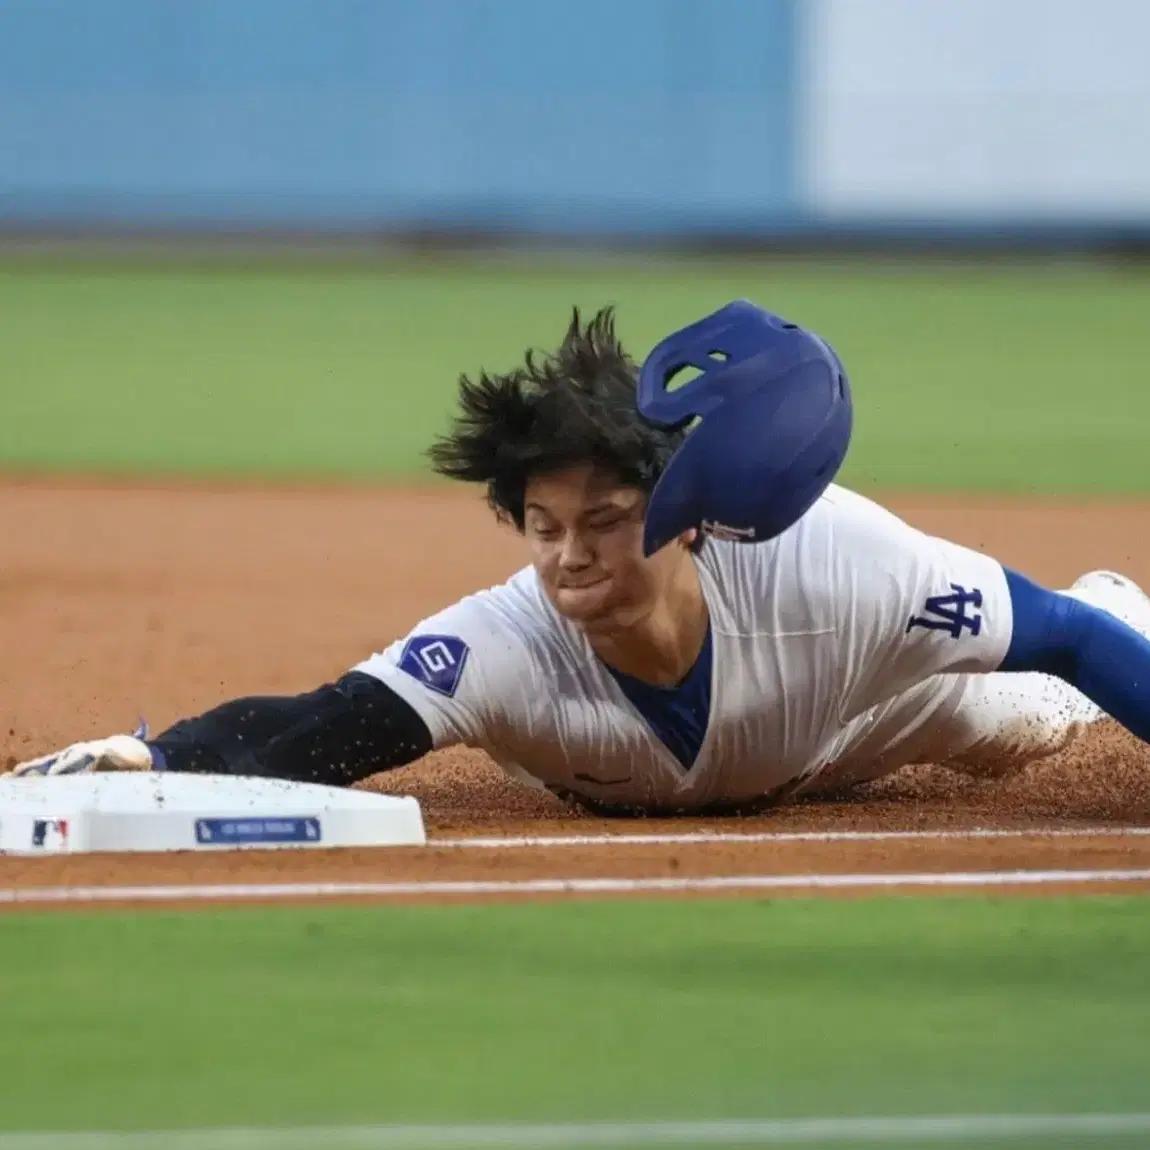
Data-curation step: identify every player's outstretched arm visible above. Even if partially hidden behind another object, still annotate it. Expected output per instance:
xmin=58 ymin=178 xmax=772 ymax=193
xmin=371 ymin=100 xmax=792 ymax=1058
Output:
xmin=1000 ymin=569 xmax=1150 ymax=744
xmin=4 ymin=671 xmax=434 ymax=785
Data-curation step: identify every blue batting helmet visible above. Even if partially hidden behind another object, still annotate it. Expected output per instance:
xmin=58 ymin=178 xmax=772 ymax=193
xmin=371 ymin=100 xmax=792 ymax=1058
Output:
xmin=637 ymin=300 xmax=853 ymax=556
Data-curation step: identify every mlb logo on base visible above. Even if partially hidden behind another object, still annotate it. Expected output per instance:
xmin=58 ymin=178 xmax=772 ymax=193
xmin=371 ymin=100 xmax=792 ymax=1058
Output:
xmin=31 ymin=818 xmax=69 ymax=851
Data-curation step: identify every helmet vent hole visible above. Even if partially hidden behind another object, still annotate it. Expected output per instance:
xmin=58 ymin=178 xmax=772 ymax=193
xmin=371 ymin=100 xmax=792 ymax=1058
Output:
xmin=664 ymin=363 xmax=706 ymax=392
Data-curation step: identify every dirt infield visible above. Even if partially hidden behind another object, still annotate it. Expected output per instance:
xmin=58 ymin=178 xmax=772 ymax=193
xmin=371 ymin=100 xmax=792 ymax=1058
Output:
xmin=2 ymin=479 xmax=1150 ymax=902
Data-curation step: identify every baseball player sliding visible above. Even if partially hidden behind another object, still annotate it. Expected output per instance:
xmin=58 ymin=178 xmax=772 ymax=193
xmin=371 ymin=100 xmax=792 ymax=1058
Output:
xmin=7 ymin=301 xmax=1150 ymax=815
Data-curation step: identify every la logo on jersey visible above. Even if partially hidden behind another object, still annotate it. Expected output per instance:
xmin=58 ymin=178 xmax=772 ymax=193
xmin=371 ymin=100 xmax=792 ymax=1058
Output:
xmin=907 ymin=584 xmax=983 ymax=639
xmin=399 ymin=634 xmax=471 ymax=697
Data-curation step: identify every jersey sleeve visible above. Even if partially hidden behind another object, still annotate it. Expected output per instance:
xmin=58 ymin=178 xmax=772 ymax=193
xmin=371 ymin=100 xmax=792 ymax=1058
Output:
xmin=825 ymin=491 xmax=1014 ymax=720
xmin=351 ymin=595 xmax=531 ymax=751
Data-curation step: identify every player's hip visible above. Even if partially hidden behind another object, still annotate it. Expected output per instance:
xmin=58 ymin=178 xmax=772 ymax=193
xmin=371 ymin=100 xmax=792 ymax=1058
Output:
xmin=792 ymin=674 xmax=970 ymax=796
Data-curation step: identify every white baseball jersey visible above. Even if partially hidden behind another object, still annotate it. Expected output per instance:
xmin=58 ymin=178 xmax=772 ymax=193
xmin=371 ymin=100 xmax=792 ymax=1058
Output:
xmin=356 ymin=486 xmax=1014 ymax=811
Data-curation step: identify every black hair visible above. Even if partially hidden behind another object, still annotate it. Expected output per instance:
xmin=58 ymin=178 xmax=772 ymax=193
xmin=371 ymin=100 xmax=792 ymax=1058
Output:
xmin=427 ymin=306 xmax=688 ymax=533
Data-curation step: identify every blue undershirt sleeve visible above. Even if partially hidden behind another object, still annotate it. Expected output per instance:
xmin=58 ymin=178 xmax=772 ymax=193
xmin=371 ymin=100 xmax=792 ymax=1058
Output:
xmin=1000 ymin=568 xmax=1150 ymax=743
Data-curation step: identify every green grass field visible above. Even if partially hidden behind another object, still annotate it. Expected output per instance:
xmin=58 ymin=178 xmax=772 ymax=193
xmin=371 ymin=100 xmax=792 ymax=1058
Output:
xmin=1 ymin=255 xmax=1148 ymax=492
xmin=2 ymin=254 xmax=1150 ymax=1146
xmin=1 ymin=897 xmax=1148 ymax=1146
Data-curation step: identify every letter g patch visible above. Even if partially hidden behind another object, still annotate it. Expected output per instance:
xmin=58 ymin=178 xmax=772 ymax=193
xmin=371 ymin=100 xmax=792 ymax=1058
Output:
xmin=398 ymin=635 xmax=471 ymax=697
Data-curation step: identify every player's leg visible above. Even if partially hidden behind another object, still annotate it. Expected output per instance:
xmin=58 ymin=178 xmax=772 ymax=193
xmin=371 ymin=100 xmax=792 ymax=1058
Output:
xmin=935 ymin=667 xmax=1099 ymax=777
xmin=796 ymin=674 xmax=971 ymax=796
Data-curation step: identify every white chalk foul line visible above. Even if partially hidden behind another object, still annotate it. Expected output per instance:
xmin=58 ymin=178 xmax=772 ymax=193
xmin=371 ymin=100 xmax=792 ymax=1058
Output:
xmin=4 ymin=867 xmax=1150 ymax=905
xmin=433 ymin=827 xmax=1150 ymax=849
xmin=4 ymin=1113 xmax=1150 ymax=1147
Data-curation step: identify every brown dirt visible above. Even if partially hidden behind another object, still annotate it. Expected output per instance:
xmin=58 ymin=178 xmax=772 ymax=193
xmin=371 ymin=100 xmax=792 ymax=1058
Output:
xmin=2 ymin=479 xmax=1150 ymax=904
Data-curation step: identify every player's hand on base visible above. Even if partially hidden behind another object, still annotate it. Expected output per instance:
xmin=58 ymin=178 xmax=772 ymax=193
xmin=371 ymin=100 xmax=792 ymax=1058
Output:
xmin=4 ymin=726 xmax=155 ymax=778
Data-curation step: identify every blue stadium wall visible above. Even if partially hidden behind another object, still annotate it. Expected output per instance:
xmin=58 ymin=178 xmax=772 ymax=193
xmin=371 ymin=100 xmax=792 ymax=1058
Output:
xmin=1 ymin=0 xmax=1147 ymax=238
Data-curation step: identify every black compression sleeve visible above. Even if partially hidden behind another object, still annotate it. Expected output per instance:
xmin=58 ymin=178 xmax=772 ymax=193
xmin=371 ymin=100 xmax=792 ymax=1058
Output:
xmin=148 ymin=671 xmax=434 ymax=786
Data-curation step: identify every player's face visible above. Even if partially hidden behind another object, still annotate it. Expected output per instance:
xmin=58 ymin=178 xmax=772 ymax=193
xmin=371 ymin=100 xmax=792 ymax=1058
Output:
xmin=523 ymin=465 xmax=693 ymax=627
